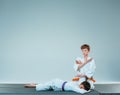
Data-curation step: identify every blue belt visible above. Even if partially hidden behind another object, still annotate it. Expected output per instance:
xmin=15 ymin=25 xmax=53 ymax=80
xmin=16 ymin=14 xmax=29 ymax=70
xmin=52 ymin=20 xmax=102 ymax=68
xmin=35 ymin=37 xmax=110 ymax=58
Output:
xmin=62 ymin=81 xmax=67 ymax=91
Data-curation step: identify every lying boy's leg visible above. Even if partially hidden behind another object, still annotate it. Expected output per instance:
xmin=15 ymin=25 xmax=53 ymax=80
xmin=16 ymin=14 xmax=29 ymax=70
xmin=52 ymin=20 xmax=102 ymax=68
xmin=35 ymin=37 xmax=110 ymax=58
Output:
xmin=36 ymin=81 xmax=54 ymax=91
xmin=24 ymin=81 xmax=54 ymax=90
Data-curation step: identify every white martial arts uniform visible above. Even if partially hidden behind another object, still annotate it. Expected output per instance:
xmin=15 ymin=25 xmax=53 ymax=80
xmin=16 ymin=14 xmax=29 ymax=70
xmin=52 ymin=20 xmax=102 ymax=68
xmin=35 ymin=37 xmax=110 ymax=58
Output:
xmin=36 ymin=79 xmax=89 ymax=94
xmin=74 ymin=57 xmax=96 ymax=89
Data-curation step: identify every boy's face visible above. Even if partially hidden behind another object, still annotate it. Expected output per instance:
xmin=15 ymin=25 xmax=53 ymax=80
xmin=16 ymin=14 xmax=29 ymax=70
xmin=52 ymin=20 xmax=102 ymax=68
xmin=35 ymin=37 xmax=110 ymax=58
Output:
xmin=81 ymin=48 xmax=90 ymax=56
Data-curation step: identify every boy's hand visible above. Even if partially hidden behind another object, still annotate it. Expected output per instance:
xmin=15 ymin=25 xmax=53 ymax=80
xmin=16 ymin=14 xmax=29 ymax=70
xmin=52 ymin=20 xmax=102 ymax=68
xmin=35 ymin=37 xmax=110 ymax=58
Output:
xmin=76 ymin=60 xmax=82 ymax=64
xmin=87 ymin=58 xmax=93 ymax=63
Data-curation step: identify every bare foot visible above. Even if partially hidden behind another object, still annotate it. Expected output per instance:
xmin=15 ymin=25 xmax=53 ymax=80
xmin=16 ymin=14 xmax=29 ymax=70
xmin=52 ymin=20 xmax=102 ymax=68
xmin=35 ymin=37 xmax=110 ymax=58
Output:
xmin=24 ymin=83 xmax=36 ymax=88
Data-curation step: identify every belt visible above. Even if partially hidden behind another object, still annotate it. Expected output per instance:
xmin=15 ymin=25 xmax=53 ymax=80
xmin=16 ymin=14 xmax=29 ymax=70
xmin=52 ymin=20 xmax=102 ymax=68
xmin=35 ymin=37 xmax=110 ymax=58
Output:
xmin=62 ymin=81 xmax=67 ymax=91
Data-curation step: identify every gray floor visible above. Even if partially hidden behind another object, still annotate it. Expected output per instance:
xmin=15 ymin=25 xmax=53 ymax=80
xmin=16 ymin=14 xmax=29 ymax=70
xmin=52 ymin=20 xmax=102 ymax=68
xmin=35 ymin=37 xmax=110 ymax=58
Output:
xmin=0 ymin=84 xmax=120 ymax=94
xmin=94 ymin=84 xmax=120 ymax=93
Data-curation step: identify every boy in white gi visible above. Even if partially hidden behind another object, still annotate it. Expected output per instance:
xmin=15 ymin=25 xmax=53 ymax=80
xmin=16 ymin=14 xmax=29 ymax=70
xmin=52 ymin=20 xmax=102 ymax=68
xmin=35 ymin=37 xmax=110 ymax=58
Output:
xmin=73 ymin=44 xmax=96 ymax=89
xmin=24 ymin=78 xmax=91 ymax=94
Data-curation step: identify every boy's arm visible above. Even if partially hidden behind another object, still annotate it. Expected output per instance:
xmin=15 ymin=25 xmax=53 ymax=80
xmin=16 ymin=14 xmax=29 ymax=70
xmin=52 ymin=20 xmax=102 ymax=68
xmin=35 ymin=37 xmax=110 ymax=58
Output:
xmin=77 ymin=58 xmax=93 ymax=71
xmin=77 ymin=59 xmax=96 ymax=79
xmin=85 ymin=59 xmax=96 ymax=78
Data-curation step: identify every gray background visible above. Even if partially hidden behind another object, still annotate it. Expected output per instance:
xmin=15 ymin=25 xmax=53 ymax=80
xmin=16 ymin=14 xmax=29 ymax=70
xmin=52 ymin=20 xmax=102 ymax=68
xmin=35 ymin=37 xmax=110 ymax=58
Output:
xmin=0 ymin=0 xmax=120 ymax=83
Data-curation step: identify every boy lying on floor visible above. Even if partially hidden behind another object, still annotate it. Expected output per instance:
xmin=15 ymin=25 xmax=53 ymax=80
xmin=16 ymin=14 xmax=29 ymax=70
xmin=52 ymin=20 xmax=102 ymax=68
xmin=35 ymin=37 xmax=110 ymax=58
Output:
xmin=24 ymin=78 xmax=91 ymax=94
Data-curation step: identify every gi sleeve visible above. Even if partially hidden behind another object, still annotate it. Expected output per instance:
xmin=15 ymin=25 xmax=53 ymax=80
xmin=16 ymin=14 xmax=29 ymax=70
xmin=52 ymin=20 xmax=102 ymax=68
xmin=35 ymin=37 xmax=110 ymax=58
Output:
xmin=86 ymin=59 xmax=96 ymax=78
xmin=73 ymin=64 xmax=79 ymax=71
xmin=73 ymin=57 xmax=82 ymax=71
